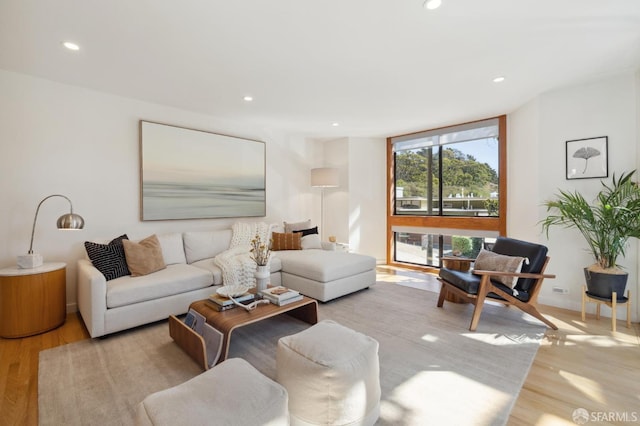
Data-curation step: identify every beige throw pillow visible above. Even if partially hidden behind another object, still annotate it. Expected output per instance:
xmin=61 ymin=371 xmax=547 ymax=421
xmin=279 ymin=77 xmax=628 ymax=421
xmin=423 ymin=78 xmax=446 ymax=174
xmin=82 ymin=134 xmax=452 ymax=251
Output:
xmin=473 ymin=249 xmax=525 ymax=288
xmin=122 ymin=234 xmax=166 ymax=277
xmin=271 ymin=232 xmax=302 ymax=251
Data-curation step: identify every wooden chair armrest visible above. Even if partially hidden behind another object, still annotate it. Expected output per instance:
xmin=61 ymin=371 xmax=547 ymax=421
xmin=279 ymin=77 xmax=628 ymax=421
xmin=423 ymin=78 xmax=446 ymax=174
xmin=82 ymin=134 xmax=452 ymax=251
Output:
xmin=472 ymin=269 xmax=556 ymax=279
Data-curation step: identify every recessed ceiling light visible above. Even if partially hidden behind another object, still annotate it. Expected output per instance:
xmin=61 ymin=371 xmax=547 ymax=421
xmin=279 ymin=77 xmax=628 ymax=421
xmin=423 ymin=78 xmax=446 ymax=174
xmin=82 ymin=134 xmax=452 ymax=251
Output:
xmin=423 ymin=0 xmax=442 ymax=10
xmin=62 ymin=41 xmax=80 ymax=51
xmin=493 ymin=76 xmax=505 ymax=83
xmin=243 ymin=96 xmax=253 ymax=102
xmin=332 ymin=122 xmax=340 ymax=127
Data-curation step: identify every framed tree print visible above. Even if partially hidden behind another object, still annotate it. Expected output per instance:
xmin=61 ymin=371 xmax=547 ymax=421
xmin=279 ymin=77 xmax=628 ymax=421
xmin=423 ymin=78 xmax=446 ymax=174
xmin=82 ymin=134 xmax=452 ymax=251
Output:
xmin=566 ymin=136 xmax=608 ymax=180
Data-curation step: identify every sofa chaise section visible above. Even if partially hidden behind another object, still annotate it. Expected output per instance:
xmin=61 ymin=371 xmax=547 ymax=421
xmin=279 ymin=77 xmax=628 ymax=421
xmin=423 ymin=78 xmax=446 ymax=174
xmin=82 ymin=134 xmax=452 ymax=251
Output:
xmin=275 ymin=249 xmax=376 ymax=302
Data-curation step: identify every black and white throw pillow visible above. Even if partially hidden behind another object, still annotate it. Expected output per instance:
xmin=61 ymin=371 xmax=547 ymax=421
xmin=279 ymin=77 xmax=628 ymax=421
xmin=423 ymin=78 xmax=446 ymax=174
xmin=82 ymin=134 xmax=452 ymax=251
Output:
xmin=84 ymin=234 xmax=131 ymax=281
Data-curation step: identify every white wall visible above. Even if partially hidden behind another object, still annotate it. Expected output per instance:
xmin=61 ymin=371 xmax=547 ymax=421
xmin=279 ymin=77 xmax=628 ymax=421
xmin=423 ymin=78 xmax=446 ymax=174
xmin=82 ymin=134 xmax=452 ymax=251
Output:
xmin=509 ymin=73 xmax=639 ymax=321
xmin=318 ymin=137 xmax=386 ymax=262
xmin=346 ymin=137 xmax=387 ymax=262
xmin=0 ymin=70 xmax=316 ymax=312
xmin=319 ymin=138 xmax=350 ymax=243
xmin=507 ymin=97 xmax=541 ymax=242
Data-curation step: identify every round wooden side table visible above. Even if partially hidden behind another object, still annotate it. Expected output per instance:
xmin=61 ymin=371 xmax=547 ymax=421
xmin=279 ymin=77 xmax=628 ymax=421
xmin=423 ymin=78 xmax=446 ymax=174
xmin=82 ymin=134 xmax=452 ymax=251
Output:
xmin=442 ymin=257 xmax=473 ymax=272
xmin=441 ymin=256 xmax=473 ymax=303
xmin=0 ymin=262 xmax=66 ymax=338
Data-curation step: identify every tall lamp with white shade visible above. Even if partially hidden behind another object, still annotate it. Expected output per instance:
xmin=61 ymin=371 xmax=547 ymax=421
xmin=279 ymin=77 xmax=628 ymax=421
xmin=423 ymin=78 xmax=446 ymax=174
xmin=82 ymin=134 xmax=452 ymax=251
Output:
xmin=310 ymin=168 xmax=339 ymax=240
xmin=17 ymin=194 xmax=85 ymax=269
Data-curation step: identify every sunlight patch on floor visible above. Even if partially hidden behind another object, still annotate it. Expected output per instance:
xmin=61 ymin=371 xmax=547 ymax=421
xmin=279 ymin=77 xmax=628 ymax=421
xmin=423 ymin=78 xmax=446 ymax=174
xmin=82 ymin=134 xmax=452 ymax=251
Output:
xmin=558 ymin=370 xmax=607 ymax=404
xmin=376 ymin=269 xmax=441 ymax=293
xmin=377 ymin=273 xmax=431 ymax=283
xmin=534 ymin=413 xmax=576 ymax=425
xmin=550 ymin=318 xmax=589 ymax=333
xmin=461 ymin=332 xmax=545 ymax=346
xmin=380 ymin=370 xmax=511 ymax=425
xmin=564 ymin=334 xmax=636 ymax=348
xmin=420 ymin=334 xmax=439 ymax=343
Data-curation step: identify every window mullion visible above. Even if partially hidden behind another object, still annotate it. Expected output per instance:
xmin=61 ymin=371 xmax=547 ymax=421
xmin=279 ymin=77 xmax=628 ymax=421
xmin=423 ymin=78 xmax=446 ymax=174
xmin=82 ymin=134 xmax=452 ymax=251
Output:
xmin=438 ymin=146 xmax=443 ymax=216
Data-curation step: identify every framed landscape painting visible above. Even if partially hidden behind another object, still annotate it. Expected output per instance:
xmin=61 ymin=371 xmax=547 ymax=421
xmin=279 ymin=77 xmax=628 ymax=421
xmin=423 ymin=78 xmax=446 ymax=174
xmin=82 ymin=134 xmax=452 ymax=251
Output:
xmin=140 ymin=121 xmax=266 ymax=220
xmin=566 ymin=136 xmax=608 ymax=180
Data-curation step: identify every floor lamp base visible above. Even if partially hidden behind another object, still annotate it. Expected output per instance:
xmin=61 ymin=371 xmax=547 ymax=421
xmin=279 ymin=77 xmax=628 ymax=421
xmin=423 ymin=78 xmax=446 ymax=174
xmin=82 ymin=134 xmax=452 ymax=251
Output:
xmin=17 ymin=254 xmax=43 ymax=269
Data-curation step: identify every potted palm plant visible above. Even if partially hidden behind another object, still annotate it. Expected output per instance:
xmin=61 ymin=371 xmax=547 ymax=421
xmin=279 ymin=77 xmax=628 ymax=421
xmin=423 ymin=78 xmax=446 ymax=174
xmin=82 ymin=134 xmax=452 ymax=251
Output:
xmin=541 ymin=171 xmax=640 ymax=300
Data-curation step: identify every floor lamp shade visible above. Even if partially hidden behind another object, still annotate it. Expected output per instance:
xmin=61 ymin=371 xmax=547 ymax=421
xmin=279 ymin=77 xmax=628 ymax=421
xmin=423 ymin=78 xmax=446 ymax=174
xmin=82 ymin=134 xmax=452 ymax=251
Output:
xmin=310 ymin=168 xmax=339 ymax=188
xmin=17 ymin=194 xmax=85 ymax=269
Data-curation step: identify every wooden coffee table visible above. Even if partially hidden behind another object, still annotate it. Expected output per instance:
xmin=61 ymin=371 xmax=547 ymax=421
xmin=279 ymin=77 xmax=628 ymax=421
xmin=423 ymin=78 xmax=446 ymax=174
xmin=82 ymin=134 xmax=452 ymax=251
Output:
xmin=183 ymin=293 xmax=318 ymax=366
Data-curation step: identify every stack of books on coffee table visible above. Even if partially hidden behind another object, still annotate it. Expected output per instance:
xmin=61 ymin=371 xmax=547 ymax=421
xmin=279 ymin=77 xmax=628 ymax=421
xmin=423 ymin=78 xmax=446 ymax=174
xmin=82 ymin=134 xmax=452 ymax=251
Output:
xmin=208 ymin=292 xmax=255 ymax=311
xmin=259 ymin=286 xmax=303 ymax=306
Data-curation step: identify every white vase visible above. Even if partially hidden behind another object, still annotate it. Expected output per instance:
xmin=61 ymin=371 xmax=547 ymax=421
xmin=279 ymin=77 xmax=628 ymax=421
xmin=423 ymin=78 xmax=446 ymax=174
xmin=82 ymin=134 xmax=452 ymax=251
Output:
xmin=254 ymin=265 xmax=269 ymax=293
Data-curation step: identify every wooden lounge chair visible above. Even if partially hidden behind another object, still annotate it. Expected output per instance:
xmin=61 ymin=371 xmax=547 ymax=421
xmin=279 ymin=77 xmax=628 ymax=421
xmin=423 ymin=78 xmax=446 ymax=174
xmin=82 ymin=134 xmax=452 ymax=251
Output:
xmin=437 ymin=236 xmax=557 ymax=331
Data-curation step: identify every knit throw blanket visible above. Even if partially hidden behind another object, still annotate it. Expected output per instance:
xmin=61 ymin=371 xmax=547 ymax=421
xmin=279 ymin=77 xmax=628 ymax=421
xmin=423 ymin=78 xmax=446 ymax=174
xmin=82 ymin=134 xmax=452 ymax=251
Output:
xmin=214 ymin=222 xmax=272 ymax=287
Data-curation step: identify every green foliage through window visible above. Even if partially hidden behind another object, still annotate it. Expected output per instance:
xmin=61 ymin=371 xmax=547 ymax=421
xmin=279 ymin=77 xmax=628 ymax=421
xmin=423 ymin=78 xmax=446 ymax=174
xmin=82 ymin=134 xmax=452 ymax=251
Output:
xmin=394 ymin=139 xmax=499 ymax=217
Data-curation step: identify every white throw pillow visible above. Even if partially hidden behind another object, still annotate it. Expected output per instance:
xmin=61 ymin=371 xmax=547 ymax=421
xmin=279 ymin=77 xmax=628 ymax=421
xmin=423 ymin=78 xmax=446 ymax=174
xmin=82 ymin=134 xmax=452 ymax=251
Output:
xmin=156 ymin=233 xmax=187 ymax=265
xmin=301 ymin=234 xmax=322 ymax=250
xmin=270 ymin=222 xmax=285 ymax=234
xmin=183 ymin=230 xmax=233 ymax=264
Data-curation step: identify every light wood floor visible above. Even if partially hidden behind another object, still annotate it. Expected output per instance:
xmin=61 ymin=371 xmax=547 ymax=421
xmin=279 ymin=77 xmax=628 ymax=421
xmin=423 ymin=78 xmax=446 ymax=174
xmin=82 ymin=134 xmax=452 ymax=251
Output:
xmin=1 ymin=269 xmax=638 ymax=426
xmin=379 ymin=267 xmax=640 ymax=425
xmin=0 ymin=311 xmax=90 ymax=425
xmin=509 ymin=303 xmax=640 ymax=425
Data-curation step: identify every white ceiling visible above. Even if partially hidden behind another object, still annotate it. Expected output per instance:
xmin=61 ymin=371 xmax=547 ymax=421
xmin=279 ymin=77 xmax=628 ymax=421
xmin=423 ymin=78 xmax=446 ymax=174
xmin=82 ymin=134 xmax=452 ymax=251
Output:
xmin=1 ymin=0 xmax=640 ymax=139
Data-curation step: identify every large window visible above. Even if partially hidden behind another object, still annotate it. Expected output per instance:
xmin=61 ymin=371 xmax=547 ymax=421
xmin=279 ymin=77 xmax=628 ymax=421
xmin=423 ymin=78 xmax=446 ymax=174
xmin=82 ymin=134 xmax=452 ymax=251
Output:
xmin=387 ymin=116 xmax=507 ymax=270
xmin=393 ymin=118 xmax=500 ymax=217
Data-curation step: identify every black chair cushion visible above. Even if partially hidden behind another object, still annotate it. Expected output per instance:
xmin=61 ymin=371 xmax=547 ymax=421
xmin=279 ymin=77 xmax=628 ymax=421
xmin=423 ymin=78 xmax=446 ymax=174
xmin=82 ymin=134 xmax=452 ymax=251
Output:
xmin=439 ymin=268 xmax=481 ymax=294
xmin=487 ymin=282 xmax=531 ymax=302
xmin=438 ymin=268 xmax=531 ymax=302
xmin=490 ymin=237 xmax=547 ymax=293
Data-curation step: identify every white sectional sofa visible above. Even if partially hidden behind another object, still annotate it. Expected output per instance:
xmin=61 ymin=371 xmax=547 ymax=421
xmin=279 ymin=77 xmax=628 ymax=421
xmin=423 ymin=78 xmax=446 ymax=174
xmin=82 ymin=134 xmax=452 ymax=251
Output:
xmin=77 ymin=228 xmax=376 ymax=338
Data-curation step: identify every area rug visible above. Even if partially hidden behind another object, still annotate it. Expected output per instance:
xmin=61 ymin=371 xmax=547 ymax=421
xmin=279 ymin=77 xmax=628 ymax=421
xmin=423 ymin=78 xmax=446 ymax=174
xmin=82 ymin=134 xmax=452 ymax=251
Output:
xmin=39 ymin=282 xmax=545 ymax=426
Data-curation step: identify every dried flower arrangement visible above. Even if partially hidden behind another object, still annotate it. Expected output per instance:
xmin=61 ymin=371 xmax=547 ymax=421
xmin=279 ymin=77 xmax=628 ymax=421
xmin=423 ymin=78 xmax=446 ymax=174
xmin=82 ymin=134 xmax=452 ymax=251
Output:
xmin=249 ymin=234 xmax=271 ymax=266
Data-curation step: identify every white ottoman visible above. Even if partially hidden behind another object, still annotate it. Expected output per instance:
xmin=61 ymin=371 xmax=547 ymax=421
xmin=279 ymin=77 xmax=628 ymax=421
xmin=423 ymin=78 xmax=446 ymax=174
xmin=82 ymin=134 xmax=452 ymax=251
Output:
xmin=276 ymin=320 xmax=380 ymax=426
xmin=136 ymin=358 xmax=289 ymax=426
